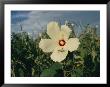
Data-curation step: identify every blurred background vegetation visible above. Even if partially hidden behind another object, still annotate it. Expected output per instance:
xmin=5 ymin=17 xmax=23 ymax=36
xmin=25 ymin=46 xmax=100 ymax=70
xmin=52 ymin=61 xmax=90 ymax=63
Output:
xmin=11 ymin=22 xmax=100 ymax=77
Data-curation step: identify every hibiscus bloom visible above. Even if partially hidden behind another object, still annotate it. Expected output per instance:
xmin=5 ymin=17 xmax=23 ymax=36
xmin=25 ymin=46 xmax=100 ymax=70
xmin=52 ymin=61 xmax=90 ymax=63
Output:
xmin=39 ymin=21 xmax=80 ymax=62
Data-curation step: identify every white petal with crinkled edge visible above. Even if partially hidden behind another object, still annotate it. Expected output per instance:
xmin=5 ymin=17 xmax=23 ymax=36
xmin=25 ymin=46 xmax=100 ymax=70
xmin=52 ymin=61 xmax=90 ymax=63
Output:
xmin=50 ymin=47 xmax=68 ymax=62
xmin=47 ymin=21 xmax=60 ymax=40
xmin=65 ymin=38 xmax=80 ymax=52
xmin=39 ymin=39 xmax=57 ymax=52
xmin=60 ymin=25 xmax=72 ymax=40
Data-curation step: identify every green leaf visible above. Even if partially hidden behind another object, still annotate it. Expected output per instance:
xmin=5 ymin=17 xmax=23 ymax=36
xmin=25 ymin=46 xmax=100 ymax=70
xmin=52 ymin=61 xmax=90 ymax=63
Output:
xmin=71 ymin=67 xmax=83 ymax=77
xmin=40 ymin=62 xmax=62 ymax=77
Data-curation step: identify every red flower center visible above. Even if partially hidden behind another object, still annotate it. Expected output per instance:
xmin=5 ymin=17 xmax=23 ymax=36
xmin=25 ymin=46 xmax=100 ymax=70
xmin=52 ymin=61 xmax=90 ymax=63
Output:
xmin=59 ymin=40 xmax=66 ymax=46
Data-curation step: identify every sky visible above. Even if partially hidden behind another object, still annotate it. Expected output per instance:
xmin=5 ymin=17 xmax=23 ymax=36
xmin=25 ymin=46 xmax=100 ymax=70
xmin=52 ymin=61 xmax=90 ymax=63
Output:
xmin=11 ymin=11 xmax=100 ymax=38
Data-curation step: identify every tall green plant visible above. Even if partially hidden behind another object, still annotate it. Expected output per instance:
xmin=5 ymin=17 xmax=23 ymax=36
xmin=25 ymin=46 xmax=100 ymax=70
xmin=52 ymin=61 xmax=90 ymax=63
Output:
xmin=11 ymin=24 xmax=100 ymax=77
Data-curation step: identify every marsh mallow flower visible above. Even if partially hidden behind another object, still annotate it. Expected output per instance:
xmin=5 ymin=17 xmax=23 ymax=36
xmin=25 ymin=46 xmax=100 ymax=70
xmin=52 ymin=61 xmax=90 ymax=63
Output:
xmin=39 ymin=21 xmax=80 ymax=62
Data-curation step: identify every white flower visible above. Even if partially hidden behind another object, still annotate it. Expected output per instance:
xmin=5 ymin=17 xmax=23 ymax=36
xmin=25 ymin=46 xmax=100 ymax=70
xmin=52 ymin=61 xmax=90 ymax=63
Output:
xmin=39 ymin=21 xmax=80 ymax=62
xmin=71 ymin=23 xmax=75 ymax=26
xmin=39 ymin=33 xmax=42 ymax=37
xmin=65 ymin=20 xmax=68 ymax=25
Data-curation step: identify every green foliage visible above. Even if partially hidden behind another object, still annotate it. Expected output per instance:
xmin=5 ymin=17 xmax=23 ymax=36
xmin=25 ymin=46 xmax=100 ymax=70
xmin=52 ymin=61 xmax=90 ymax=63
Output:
xmin=11 ymin=23 xmax=100 ymax=77
xmin=78 ymin=25 xmax=100 ymax=76
xmin=40 ymin=62 xmax=62 ymax=77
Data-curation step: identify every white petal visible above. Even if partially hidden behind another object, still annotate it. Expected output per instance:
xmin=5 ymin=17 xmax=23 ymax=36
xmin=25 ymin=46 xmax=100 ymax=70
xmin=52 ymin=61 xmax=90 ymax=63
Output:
xmin=66 ymin=38 xmax=80 ymax=52
xmin=50 ymin=47 xmax=68 ymax=62
xmin=47 ymin=21 xmax=60 ymax=40
xmin=39 ymin=39 xmax=57 ymax=52
xmin=60 ymin=25 xmax=72 ymax=40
